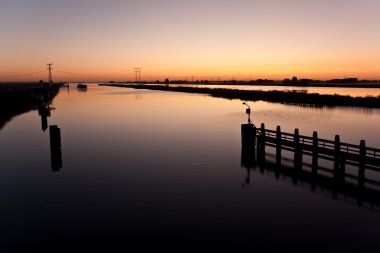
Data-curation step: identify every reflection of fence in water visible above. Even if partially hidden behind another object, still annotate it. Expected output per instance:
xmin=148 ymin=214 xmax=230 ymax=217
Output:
xmin=241 ymin=123 xmax=380 ymax=211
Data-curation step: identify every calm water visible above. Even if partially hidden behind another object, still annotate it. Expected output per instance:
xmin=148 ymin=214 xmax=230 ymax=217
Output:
xmin=1 ymin=84 xmax=380 ymax=251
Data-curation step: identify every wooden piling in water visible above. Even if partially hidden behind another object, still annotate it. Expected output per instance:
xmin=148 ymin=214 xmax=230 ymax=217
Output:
xmin=256 ymin=123 xmax=266 ymax=163
xmin=241 ymin=123 xmax=256 ymax=168
xmin=50 ymin=125 xmax=62 ymax=172
xmin=359 ymin=140 xmax=366 ymax=185
xmin=359 ymin=140 xmax=366 ymax=169
xmin=312 ymin=131 xmax=318 ymax=172
xmin=334 ymin=135 xmax=341 ymax=178
xmin=241 ymin=123 xmax=380 ymax=183
xmin=241 ymin=124 xmax=256 ymax=150
xmin=276 ymin=125 xmax=281 ymax=165
xmin=294 ymin=128 xmax=300 ymax=148
xmin=294 ymin=128 xmax=302 ymax=169
xmin=260 ymin=123 xmax=266 ymax=154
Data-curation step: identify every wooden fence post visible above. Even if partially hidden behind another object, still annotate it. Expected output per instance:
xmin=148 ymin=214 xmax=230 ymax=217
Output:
xmin=334 ymin=135 xmax=341 ymax=179
xmin=359 ymin=140 xmax=366 ymax=186
xmin=312 ymin=131 xmax=318 ymax=172
xmin=276 ymin=125 xmax=281 ymax=165
xmin=260 ymin=123 xmax=266 ymax=154
xmin=294 ymin=128 xmax=302 ymax=169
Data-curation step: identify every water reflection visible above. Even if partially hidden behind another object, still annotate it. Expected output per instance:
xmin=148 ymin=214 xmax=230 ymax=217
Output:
xmin=241 ymin=122 xmax=256 ymax=187
xmin=50 ymin=125 xmax=62 ymax=171
xmin=241 ymin=147 xmax=254 ymax=187
xmin=242 ymin=144 xmax=380 ymax=212
xmin=38 ymin=103 xmax=54 ymax=132
xmin=2 ymin=84 xmax=380 ymax=251
xmin=0 ymin=87 xmax=62 ymax=171
xmin=0 ymin=88 xmax=60 ymax=130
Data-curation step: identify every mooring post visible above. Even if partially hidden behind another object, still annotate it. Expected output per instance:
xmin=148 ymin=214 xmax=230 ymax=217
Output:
xmin=294 ymin=128 xmax=299 ymax=147
xmin=256 ymin=123 xmax=266 ymax=164
xmin=276 ymin=126 xmax=281 ymax=165
xmin=359 ymin=140 xmax=366 ymax=185
xmin=357 ymin=140 xmax=366 ymax=206
xmin=241 ymin=124 xmax=256 ymax=150
xmin=294 ymin=128 xmax=302 ymax=169
xmin=334 ymin=135 xmax=341 ymax=178
xmin=241 ymin=124 xmax=256 ymax=169
xmin=276 ymin=126 xmax=281 ymax=147
xmin=312 ymin=131 xmax=318 ymax=172
xmin=260 ymin=123 xmax=266 ymax=154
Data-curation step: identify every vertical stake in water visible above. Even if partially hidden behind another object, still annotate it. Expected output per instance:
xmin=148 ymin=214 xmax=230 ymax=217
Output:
xmin=276 ymin=126 xmax=282 ymax=167
xmin=334 ymin=135 xmax=341 ymax=180
xmin=312 ymin=131 xmax=318 ymax=172
xmin=260 ymin=123 xmax=266 ymax=157
xmin=294 ymin=128 xmax=302 ymax=169
xmin=359 ymin=140 xmax=366 ymax=187
xmin=241 ymin=103 xmax=256 ymax=168
xmin=50 ymin=125 xmax=62 ymax=172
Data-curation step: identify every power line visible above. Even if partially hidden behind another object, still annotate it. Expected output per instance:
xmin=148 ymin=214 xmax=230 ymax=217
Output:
xmin=47 ymin=63 xmax=53 ymax=84
xmin=110 ymin=72 xmax=133 ymax=77
xmin=134 ymin=68 xmax=142 ymax=82
xmin=0 ymin=70 xmax=45 ymax=79
xmin=0 ymin=66 xmax=137 ymax=81
xmin=54 ymin=69 xmax=132 ymax=77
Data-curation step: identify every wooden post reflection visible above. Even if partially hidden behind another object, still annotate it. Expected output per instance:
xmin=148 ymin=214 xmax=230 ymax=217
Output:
xmin=50 ymin=125 xmax=62 ymax=172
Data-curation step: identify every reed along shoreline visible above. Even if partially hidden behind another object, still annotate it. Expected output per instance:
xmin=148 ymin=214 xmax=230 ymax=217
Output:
xmin=99 ymin=84 xmax=380 ymax=108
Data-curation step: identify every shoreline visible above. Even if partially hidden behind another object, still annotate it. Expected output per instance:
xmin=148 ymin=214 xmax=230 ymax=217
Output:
xmin=172 ymin=82 xmax=380 ymax=89
xmin=0 ymin=82 xmax=65 ymax=92
xmin=3 ymin=81 xmax=379 ymax=89
xmin=0 ymin=84 xmax=61 ymax=130
xmin=99 ymin=83 xmax=380 ymax=108
xmin=105 ymin=81 xmax=380 ymax=89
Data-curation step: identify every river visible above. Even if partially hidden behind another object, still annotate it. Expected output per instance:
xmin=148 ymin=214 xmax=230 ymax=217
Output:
xmin=0 ymin=84 xmax=379 ymax=251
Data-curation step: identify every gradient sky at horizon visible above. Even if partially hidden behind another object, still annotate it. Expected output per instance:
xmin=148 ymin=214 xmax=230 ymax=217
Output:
xmin=1 ymin=0 xmax=380 ymax=81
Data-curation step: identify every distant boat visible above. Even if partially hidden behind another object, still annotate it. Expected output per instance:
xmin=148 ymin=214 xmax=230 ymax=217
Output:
xmin=77 ymin=84 xmax=87 ymax=90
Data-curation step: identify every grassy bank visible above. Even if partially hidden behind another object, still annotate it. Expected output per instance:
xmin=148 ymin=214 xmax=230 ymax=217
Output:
xmin=100 ymin=84 xmax=380 ymax=108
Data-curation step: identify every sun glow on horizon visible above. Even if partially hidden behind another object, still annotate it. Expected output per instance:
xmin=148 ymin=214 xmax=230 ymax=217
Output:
xmin=1 ymin=0 xmax=380 ymax=82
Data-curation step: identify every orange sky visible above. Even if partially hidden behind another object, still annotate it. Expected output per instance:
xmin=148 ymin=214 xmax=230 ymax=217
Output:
xmin=1 ymin=0 xmax=380 ymax=82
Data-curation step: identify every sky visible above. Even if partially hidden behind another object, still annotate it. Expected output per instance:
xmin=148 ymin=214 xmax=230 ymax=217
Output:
xmin=1 ymin=0 xmax=380 ymax=82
